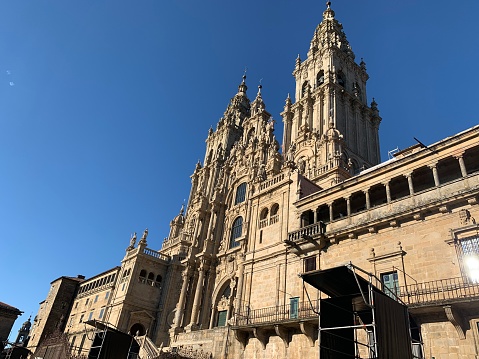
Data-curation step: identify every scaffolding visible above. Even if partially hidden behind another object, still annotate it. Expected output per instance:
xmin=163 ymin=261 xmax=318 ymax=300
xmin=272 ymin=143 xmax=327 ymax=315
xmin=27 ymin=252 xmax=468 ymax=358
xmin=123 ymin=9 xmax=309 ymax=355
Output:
xmin=84 ymin=320 xmax=139 ymax=359
xmin=1 ymin=340 xmax=31 ymax=359
xmin=301 ymin=263 xmax=422 ymax=359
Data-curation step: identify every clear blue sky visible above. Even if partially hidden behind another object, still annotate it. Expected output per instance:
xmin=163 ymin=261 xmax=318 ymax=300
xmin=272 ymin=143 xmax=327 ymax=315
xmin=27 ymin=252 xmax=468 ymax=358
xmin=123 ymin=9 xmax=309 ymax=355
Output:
xmin=1 ymin=0 xmax=478 ymax=340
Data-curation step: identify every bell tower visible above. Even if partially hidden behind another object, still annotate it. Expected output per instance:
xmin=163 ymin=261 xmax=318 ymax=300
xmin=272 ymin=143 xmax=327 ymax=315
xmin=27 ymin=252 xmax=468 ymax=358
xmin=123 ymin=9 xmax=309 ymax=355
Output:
xmin=282 ymin=1 xmax=381 ymax=187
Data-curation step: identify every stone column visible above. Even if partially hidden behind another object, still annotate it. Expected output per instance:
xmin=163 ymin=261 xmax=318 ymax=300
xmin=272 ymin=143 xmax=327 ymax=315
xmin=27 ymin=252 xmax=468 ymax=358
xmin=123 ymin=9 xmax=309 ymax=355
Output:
xmin=429 ymin=162 xmax=440 ymax=186
xmin=209 ymin=304 xmax=216 ymax=329
xmin=384 ymin=181 xmax=391 ymax=203
xmin=406 ymin=173 xmax=414 ymax=195
xmin=456 ymin=154 xmax=467 ymax=177
xmin=225 ymin=279 xmax=237 ymax=324
xmin=203 ymin=209 xmax=217 ymax=251
xmin=185 ymin=261 xmax=208 ymax=332
xmin=171 ymin=268 xmax=191 ymax=335
xmin=234 ymin=255 xmax=246 ymax=321
xmin=206 ymin=211 xmax=216 ymax=238
xmin=346 ymin=197 xmax=351 ymax=216
xmin=364 ymin=190 xmax=370 ymax=210
xmin=329 ymin=203 xmax=334 ymax=222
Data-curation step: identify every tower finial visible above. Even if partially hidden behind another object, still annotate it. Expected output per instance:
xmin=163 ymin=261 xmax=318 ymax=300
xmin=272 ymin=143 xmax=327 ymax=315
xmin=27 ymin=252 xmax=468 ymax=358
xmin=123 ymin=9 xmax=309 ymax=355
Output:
xmin=326 ymin=1 xmax=331 ymax=9
xmin=238 ymin=69 xmax=248 ymax=95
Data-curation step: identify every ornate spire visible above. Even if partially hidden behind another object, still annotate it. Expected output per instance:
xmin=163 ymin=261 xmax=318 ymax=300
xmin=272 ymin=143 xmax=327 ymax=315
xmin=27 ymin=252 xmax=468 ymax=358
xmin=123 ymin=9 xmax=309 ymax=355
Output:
xmin=238 ymin=74 xmax=247 ymax=96
xmin=251 ymin=84 xmax=266 ymax=116
xmin=295 ymin=54 xmax=301 ymax=69
xmin=309 ymin=0 xmax=355 ymax=59
xmin=323 ymin=1 xmax=335 ymax=19
xmin=220 ymin=74 xmax=251 ymax=127
xmin=284 ymin=93 xmax=292 ymax=111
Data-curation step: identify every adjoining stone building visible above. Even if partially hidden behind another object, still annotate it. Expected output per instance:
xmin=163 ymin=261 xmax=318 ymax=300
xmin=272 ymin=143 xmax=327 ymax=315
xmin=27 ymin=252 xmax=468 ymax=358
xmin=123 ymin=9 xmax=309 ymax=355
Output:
xmin=29 ymin=3 xmax=479 ymax=358
xmin=27 ymin=275 xmax=84 ymax=355
xmin=0 ymin=302 xmax=22 ymax=352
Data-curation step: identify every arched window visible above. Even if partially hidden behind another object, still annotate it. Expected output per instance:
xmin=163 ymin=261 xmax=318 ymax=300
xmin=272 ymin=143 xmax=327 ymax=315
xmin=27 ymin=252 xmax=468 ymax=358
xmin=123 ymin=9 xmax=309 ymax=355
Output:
xmin=259 ymin=208 xmax=269 ymax=228
xmin=271 ymin=203 xmax=279 ymax=216
xmin=230 ymin=217 xmax=243 ymax=248
xmin=155 ymin=275 xmax=162 ymax=288
xmin=235 ymin=183 xmax=247 ymax=205
xmin=260 ymin=208 xmax=269 ymax=220
xmin=270 ymin=203 xmax=280 ymax=225
xmin=139 ymin=270 xmax=147 ymax=283
xmin=147 ymin=272 xmax=154 ymax=285
xmin=316 ymin=70 xmax=324 ymax=87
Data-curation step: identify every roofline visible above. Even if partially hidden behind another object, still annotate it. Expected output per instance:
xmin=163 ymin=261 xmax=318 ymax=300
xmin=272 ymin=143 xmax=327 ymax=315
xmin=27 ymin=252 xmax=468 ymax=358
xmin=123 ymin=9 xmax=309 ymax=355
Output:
xmin=78 ymin=266 xmax=121 ymax=285
xmin=296 ymin=124 xmax=479 ymax=205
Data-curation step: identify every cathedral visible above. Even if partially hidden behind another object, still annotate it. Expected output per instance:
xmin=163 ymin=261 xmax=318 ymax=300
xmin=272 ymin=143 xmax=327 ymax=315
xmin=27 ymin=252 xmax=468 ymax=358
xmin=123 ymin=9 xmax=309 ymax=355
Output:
xmin=28 ymin=3 xmax=479 ymax=359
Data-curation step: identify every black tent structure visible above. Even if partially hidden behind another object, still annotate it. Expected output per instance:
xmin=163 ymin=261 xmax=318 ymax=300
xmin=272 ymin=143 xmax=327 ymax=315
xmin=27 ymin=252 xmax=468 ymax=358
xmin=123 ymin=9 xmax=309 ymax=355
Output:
xmin=84 ymin=320 xmax=140 ymax=359
xmin=300 ymin=263 xmax=419 ymax=359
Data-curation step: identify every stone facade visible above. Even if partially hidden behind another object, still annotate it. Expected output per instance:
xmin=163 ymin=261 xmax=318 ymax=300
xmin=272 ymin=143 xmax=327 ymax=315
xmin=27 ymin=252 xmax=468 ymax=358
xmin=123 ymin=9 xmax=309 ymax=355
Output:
xmin=28 ymin=275 xmax=84 ymax=355
xmin=29 ymin=3 xmax=479 ymax=359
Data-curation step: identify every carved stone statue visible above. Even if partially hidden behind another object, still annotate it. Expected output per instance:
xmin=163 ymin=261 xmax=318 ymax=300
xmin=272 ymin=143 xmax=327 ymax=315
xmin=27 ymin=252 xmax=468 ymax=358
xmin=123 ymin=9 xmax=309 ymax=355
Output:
xmin=139 ymin=228 xmax=148 ymax=245
xmin=127 ymin=232 xmax=137 ymax=250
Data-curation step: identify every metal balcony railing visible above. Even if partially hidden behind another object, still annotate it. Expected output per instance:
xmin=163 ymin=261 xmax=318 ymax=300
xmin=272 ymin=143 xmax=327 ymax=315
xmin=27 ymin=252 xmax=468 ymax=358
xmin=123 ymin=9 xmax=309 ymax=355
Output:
xmin=398 ymin=276 xmax=479 ymax=306
xmin=234 ymin=276 xmax=479 ymax=328
xmin=235 ymin=299 xmax=319 ymax=327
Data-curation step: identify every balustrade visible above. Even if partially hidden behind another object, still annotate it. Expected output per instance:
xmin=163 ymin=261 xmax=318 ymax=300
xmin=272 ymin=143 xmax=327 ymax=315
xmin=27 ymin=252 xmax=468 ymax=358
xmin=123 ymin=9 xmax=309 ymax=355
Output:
xmin=288 ymin=222 xmax=325 ymax=242
xmin=260 ymin=173 xmax=285 ymax=191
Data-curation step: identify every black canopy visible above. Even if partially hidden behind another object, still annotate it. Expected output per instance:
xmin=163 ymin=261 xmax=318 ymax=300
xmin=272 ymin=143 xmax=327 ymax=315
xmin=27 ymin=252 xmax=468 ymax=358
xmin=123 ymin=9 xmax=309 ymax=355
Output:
xmin=300 ymin=265 xmax=380 ymax=297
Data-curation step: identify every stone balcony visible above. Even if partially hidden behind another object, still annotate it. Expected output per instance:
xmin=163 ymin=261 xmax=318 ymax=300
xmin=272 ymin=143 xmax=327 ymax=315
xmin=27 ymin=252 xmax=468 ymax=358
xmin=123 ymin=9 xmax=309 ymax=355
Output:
xmin=287 ymin=172 xmax=479 ymax=249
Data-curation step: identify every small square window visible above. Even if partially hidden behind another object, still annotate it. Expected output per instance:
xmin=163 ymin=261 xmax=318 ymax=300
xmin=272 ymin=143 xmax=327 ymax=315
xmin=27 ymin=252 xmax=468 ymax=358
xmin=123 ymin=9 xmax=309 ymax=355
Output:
xmin=304 ymin=256 xmax=317 ymax=272
xmin=381 ymin=271 xmax=400 ymax=298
